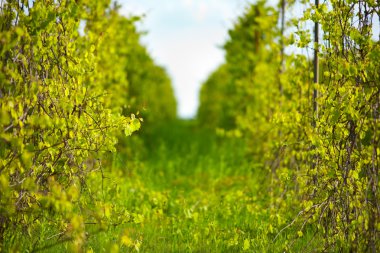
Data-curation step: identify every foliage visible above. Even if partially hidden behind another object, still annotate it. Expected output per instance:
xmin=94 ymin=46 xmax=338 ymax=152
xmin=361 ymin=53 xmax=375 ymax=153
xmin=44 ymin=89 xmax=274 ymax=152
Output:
xmin=0 ymin=0 xmax=176 ymax=251
xmin=126 ymin=42 xmax=177 ymax=124
xmin=197 ymin=64 xmax=235 ymax=130
xmin=198 ymin=0 xmax=380 ymax=251
xmin=1 ymin=0 xmax=378 ymax=251
xmin=290 ymin=1 xmax=380 ymax=250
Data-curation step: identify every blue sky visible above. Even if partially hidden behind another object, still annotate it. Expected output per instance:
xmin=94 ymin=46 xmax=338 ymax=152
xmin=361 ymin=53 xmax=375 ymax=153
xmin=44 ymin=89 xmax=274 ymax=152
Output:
xmin=118 ymin=0 xmax=253 ymax=118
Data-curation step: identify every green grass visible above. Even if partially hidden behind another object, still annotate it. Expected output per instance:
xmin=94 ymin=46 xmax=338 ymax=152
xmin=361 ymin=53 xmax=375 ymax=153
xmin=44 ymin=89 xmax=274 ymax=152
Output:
xmin=110 ymin=120 xmax=275 ymax=252
xmin=24 ymin=120 xmax=320 ymax=252
xmin=112 ymin=120 xmax=273 ymax=252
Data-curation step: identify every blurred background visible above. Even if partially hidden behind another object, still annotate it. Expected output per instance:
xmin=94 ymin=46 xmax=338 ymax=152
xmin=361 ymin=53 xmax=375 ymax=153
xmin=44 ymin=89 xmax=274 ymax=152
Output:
xmin=119 ymin=0 xmax=254 ymax=118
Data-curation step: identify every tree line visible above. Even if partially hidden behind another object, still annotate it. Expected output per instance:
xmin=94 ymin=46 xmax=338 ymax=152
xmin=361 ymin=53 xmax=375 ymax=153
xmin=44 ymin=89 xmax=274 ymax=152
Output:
xmin=198 ymin=0 xmax=379 ymax=251
xmin=0 ymin=0 xmax=176 ymax=250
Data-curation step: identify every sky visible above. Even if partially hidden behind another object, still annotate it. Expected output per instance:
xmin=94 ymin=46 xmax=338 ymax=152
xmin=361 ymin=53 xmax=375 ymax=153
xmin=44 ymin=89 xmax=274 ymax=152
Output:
xmin=118 ymin=0 xmax=253 ymax=118
xmin=118 ymin=1 xmax=380 ymax=119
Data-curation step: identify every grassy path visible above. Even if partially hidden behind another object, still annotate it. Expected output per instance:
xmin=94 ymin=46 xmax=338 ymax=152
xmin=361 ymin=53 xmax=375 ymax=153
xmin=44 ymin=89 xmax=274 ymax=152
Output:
xmin=77 ymin=121 xmax=302 ymax=252
xmin=16 ymin=122 xmax=322 ymax=252
xmin=34 ymin=120 xmax=321 ymax=252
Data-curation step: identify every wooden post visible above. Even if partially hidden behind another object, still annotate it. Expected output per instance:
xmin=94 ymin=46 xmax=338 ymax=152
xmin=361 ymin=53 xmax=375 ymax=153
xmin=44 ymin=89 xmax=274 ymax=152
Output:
xmin=313 ymin=0 xmax=319 ymax=127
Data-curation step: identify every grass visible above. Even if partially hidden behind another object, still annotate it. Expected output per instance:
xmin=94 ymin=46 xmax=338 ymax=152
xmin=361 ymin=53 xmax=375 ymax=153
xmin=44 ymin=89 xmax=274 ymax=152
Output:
xmin=114 ymin=120 xmax=273 ymax=252
xmin=107 ymin=120 xmax=275 ymax=252
xmin=20 ymin=120 xmax=320 ymax=252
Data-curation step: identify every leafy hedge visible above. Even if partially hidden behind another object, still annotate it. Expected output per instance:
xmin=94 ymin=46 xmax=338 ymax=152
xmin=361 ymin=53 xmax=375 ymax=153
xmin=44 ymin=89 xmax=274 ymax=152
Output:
xmin=0 ymin=0 xmax=176 ymax=251
xmin=198 ymin=0 xmax=379 ymax=251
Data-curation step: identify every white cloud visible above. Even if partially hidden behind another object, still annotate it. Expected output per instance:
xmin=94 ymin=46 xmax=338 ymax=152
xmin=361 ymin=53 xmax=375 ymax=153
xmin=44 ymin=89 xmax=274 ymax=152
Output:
xmin=195 ymin=2 xmax=208 ymax=22
xmin=183 ymin=0 xmax=193 ymax=8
